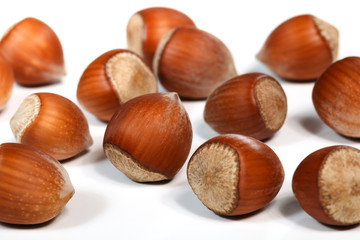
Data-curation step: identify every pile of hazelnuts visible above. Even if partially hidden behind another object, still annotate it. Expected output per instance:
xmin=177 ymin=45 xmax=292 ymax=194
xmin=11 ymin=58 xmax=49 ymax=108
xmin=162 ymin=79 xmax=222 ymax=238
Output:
xmin=0 ymin=7 xmax=359 ymax=228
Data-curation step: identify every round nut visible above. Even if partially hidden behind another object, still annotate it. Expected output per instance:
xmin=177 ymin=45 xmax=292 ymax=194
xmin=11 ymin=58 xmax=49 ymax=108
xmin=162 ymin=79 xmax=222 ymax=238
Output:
xmin=0 ymin=143 xmax=74 ymax=225
xmin=312 ymin=56 xmax=360 ymax=138
xmin=204 ymin=73 xmax=287 ymax=140
xmin=153 ymin=26 xmax=237 ymax=99
xmin=0 ymin=17 xmax=65 ymax=86
xmin=257 ymin=14 xmax=338 ymax=81
xmin=77 ymin=49 xmax=157 ymax=122
xmin=10 ymin=93 xmax=93 ymax=160
xmin=292 ymin=145 xmax=360 ymax=226
xmin=187 ymin=134 xmax=284 ymax=216
xmin=103 ymin=92 xmax=193 ymax=182
xmin=127 ymin=7 xmax=195 ymax=66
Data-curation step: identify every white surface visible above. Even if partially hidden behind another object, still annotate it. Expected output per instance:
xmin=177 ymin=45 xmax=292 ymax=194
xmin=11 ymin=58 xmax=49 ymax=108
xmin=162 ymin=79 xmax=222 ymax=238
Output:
xmin=1 ymin=0 xmax=360 ymax=239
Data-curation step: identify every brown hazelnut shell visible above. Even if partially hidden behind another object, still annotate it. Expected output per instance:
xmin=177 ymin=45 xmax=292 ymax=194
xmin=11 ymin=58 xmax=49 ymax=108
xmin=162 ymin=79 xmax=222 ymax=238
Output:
xmin=153 ymin=26 xmax=237 ymax=99
xmin=77 ymin=49 xmax=157 ymax=122
xmin=292 ymin=145 xmax=360 ymax=226
xmin=0 ymin=17 xmax=65 ymax=86
xmin=0 ymin=55 xmax=14 ymax=110
xmin=187 ymin=134 xmax=284 ymax=216
xmin=127 ymin=7 xmax=195 ymax=66
xmin=204 ymin=73 xmax=287 ymax=140
xmin=0 ymin=143 xmax=74 ymax=225
xmin=10 ymin=93 xmax=93 ymax=160
xmin=103 ymin=92 xmax=193 ymax=182
xmin=312 ymin=56 xmax=360 ymax=138
xmin=257 ymin=14 xmax=338 ymax=81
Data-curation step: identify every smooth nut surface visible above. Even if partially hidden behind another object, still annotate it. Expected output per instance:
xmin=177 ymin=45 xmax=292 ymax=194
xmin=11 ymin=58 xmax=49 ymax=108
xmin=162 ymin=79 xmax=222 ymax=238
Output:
xmin=0 ymin=56 xmax=14 ymax=110
xmin=204 ymin=73 xmax=287 ymax=140
xmin=0 ymin=17 xmax=65 ymax=86
xmin=313 ymin=57 xmax=360 ymax=138
xmin=103 ymin=92 xmax=193 ymax=182
xmin=10 ymin=92 xmax=93 ymax=160
xmin=77 ymin=49 xmax=157 ymax=122
xmin=127 ymin=7 xmax=195 ymax=66
xmin=292 ymin=145 xmax=360 ymax=226
xmin=0 ymin=143 xmax=74 ymax=225
xmin=187 ymin=134 xmax=284 ymax=216
xmin=257 ymin=14 xmax=338 ymax=81
xmin=153 ymin=26 xmax=237 ymax=99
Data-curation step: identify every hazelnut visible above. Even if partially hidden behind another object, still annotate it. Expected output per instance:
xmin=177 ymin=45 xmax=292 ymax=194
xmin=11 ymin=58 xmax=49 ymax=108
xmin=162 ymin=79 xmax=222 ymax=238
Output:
xmin=313 ymin=56 xmax=360 ymax=138
xmin=204 ymin=73 xmax=287 ymax=140
xmin=127 ymin=7 xmax=196 ymax=66
xmin=0 ymin=17 xmax=65 ymax=86
xmin=257 ymin=14 xmax=338 ymax=81
xmin=153 ymin=26 xmax=237 ymax=99
xmin=77 ymin=49 xmax=157 ymax=122
xmin=187 ymin=134 xmax=284 ymax=216
xmin=103 ymin=92 xmax=193 ymax=183
xmin=0 ymin=143 xmax=74 ymax=225
xmin=10 ymin=92 xmax=93 ymax=160
xmin=292 ymin=145 xmax=360 ymax=226
xmin=0 ymin=55 xmax=14 ymax=111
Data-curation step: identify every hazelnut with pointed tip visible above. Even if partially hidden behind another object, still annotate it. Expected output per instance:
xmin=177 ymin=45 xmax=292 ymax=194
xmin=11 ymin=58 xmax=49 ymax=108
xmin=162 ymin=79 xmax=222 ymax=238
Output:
xmin=127 ymin=7 xmax=196 ymax=66
xmin=187 ymin=134 xmax=284 ymax=216
xmin=257 ymin=14 xmax=338 ymax=81
xmin=103 ymin=92 xmax=193 ymax=182
xmin=0 ymin=143 xmax=74 ymax=225
xmin=77 ymin=49 xmax=157 ymax=122
xmin=292 ymin=145 xmax=360 ymax=226
xmin=10 ymin=92 xmax=93 ymax=160
xmin=0 ymin=17 xmax=65 ymax=86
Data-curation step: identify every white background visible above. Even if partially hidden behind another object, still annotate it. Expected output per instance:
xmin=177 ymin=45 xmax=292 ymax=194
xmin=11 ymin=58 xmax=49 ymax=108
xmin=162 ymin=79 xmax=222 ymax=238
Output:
xmin=1 ymin=0 xmax=360 ymax=239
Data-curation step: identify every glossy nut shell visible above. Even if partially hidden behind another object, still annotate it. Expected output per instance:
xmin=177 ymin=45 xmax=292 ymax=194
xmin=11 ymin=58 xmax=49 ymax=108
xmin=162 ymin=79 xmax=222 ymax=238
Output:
xmin=103 ymin=92 xmax=193 ymax=182
xmin=0 ymin=17 xmax=65 ymax=86
xmin=204 ymin=73 xmax=287 ymax=140
xmin=257 ymin=14 xmax=338 ymax=81
xmin=292 ymin=145 xmax=360 ymax=226
xmin=0 ymin=143 xmax=74 ymax=225
xmin=153 ymin=26 xmax=237 ymax=99
xmin=187 ymin=134 xmax=284 ymax=216
xmin=127 ymin=7 xmax=195 ymax=66
xmin=313 ymin=57 xmax=360 ymax=138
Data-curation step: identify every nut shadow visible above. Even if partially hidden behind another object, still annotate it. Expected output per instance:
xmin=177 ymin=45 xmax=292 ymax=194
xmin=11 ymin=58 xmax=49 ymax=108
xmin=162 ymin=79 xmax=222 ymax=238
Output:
xmin=279 ymin=195 xmax=359 ymax=231
xmin=0 ymin=218 xmax=55 ymax=229
xmin=15 ymin=79 xmax=61 ymax=88
xmin=0 ymin=190 xmax=107 ymax=230
xmin=173 ymin=186 xmax=266 ymax=222
xmin=93 ymin=159 xmax=140 ymax=186
xmin=279 ymin=195 xmax=303 ymax=219
xmin=220 ymin=206 xmax=266 ymax=221
xmin=61 ymin=146 xmax=107 ymax=167
xmin=173 ymin=186 xmax=228 ymax=221
xmin=243 ymin=61 xmax=317 ymax=84
xmin=278 ymin=195 xmax=328 ymax=231
xmin=298 ymin=113 xmax=360 ymax=143
xmin=60 ymin=149 xmax=91 ymax=164
xmin=93 ymin=158 xmax=171 ymax=187
xmin=299 ymin=115 xmax=324 ymax=134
